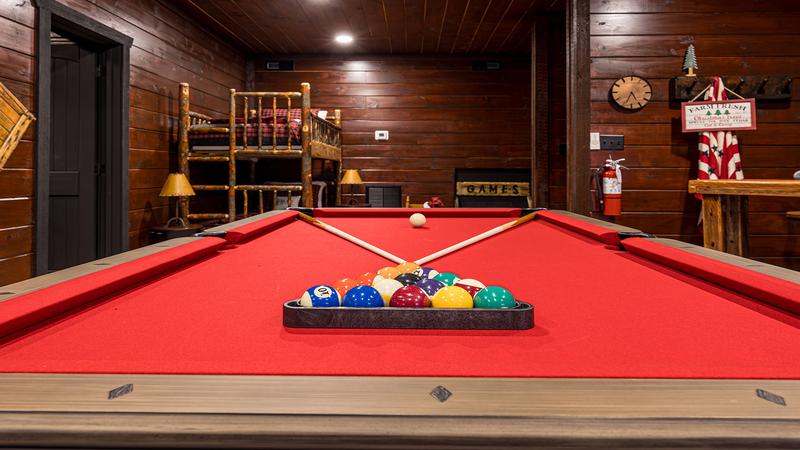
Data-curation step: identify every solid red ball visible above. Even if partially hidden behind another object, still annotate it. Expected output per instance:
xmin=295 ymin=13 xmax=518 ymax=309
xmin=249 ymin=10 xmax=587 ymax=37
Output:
xmin=389 ymin=286 xmax=431 ymax=308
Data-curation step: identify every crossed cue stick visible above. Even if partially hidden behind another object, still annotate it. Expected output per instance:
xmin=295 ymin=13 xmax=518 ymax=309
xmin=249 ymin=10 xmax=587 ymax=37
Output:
xmin=296 ymin=211 xmax=537 ymax=266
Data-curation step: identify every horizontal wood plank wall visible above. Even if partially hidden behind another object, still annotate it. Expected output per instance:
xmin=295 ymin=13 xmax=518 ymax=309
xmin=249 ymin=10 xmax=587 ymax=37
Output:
xmin=589 ymin=0 xmax=800 ymax=270
xmin=0 ymin=2 xmax=35 ymax=286
xmin=253 ymin=56 xmax=531 ymax=205
xmin=0 ymin=0 xmax=244 ymax=286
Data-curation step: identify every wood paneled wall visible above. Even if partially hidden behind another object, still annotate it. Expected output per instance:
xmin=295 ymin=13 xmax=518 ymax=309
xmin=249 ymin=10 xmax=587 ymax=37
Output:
xmin=0 ymin=0 xmax=245 ymax=285
xmin=253 ymin=56 xmax=531 ymax=205
xmin=590 ymin=0 xmax=800 ymax=270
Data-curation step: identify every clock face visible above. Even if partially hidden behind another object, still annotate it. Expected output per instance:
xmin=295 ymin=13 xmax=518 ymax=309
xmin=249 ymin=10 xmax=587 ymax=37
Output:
xmin=611 ymin=76 xmax=652 ymax=110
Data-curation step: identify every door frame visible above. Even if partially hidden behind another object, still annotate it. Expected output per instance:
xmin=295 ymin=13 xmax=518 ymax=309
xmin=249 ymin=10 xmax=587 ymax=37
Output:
xmin=529 ymin=0 xmax=590 ymax=214
xmin=565 ymin=0 xmax=591 ymax=214
xmin=35 ymin=0 xmax=133 ymax=275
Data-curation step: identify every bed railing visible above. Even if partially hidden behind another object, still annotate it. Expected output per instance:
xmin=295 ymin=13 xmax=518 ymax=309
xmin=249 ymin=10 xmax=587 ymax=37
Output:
xmin=309 ymin=110 xmax=342 ymax=148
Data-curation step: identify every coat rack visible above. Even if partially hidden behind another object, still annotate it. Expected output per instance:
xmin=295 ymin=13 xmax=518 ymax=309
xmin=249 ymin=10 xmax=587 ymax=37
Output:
xmin=672 ymin=75 xmax=792 ymax=102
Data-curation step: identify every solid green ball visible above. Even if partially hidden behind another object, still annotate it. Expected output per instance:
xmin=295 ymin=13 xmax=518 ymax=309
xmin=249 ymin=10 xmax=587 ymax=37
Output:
xmin=433 ymin=272 xmax=460 ymax=286
xmin=473 ymin=286 xmax=516 ymax=309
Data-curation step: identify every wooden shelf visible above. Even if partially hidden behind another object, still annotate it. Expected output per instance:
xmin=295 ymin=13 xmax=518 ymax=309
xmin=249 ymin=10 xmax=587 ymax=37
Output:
xmin=688 ymin=179 xmax=800 ymax=197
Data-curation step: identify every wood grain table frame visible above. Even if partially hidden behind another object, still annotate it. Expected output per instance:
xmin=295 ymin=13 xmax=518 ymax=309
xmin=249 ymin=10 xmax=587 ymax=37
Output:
xmin=688 ymin=179 xmax=800 ymax=257
xmin=0 ymin=374 xmax=798 ymax=449
xmin=1 ymin=211 xmax=799 ymax=448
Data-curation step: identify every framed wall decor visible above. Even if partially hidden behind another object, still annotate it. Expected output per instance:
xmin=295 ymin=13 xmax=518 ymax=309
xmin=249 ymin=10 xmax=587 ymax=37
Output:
xmin=682 ymin=98 xmax=757 ymax=133
xmin=0 ymin=81 xmax=35 ymax=170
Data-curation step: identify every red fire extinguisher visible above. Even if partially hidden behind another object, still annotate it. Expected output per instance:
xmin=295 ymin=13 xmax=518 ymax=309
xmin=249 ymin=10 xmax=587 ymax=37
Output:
xmin=601 ymin=157 xmax=626 ymax=216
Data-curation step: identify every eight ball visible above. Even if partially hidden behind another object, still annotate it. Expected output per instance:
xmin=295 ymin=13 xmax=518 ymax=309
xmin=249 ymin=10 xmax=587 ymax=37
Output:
xmin=394 ymin=273 xmax=422 ymax=286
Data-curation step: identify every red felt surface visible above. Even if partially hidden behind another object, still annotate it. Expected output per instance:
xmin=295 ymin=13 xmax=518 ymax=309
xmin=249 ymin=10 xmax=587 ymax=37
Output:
xmin=0 ymin=237 xmax=226 ymax=340
xmin=1 ymin=211 xmax=799 ymax=379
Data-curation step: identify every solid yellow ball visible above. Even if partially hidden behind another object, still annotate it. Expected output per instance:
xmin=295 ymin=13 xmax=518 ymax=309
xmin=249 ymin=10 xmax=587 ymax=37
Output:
xmin=431 ymin=286 xmax=473 ymax=308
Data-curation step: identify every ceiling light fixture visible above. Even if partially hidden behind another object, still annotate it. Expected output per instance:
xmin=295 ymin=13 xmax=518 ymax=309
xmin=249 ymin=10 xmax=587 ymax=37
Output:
xmin=334 ymin=34 xmax=354 ymax=45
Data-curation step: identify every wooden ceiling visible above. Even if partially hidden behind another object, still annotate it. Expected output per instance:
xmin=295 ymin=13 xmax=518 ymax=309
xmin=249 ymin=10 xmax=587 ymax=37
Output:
xmin=171 ymin=0 xmax=564 ymax=55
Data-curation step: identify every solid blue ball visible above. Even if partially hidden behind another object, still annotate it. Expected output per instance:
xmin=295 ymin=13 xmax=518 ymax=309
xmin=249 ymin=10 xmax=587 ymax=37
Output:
xmin=342 ymin=285 xmax=384 ymax=308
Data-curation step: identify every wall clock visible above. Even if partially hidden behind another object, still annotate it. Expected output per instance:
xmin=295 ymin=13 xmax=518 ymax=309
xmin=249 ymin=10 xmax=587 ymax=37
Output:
xmin=611 ymin=76 xmax=652 ymax=110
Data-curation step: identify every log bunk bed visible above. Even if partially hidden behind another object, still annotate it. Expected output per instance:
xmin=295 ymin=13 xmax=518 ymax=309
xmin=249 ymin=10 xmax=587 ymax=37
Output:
xmin=178 ymin=82 xmax=342 ymax=223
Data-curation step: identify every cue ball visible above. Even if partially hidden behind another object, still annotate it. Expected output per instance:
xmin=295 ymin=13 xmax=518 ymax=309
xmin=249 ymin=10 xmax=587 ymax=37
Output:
xmin=409 ymin=213 xmax=426 ymax=228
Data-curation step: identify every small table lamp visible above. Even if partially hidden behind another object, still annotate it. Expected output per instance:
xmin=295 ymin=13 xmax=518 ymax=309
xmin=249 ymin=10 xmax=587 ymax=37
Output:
xmin=340 ymin=169 xmax=363 ymax=205
xmin=159 ymin=173 xmax=195 ymax=228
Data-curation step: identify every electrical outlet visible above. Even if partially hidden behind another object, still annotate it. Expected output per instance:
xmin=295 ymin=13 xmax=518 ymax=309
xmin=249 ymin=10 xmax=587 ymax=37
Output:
xmin=375 ymin=130 xmax=389 ymax=141
xmin=600 ymin=134 xmax=624 ymax=151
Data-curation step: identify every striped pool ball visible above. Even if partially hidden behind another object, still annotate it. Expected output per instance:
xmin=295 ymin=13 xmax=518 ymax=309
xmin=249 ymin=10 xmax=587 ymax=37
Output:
xmin=455 ymin=278 xmax=486 ymax=297
xmin=299 ymin=285 xmax=340 ymax=307
xmin=373 ymin=278 xmax=404 ymax=306
xmin=412 ymin=267 xmax=440 ymax=280
xmin=433 ymin=272 xmax=460 ymax=286
xmin=415 ymin=278 xmax=446 ymax=297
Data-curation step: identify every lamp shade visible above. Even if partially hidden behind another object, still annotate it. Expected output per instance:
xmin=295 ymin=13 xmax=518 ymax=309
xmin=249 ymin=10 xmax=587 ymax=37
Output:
xmin=341 ymin=169 xmax=363 ymax=185
xmin=159 ymin=173 xmax=195 ymax=197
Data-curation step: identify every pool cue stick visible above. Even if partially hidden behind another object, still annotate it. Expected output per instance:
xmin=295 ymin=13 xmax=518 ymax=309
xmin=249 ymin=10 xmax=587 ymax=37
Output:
xmin=414 ymin=212 xmax=538 ymax=265
xmin=296 ymin=212 xmax=407 ymax=264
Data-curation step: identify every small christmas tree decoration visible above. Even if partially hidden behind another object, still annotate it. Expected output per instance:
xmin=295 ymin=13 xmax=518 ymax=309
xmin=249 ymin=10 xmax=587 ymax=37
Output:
xmin=683 ymin=44 xmax=698 ymax=77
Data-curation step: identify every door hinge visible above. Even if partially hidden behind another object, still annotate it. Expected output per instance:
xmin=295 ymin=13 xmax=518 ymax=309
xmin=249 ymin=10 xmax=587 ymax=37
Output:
xmin=95 ymin=163 xmax=106 ymax=176
xmin=96 ymin=63 xmax=106 ymax=78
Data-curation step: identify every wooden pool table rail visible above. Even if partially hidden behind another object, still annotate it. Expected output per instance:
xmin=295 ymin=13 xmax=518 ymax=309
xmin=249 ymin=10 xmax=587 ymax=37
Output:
xmin=0 ymin=373 xmax=797 ymax=448
xmin=0 ymin=236 xmax=206 ymax=303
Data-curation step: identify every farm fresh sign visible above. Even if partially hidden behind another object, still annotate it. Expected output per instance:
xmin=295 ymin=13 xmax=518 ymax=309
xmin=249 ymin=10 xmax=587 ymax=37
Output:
xmin=682 ymin=99 xmax=757 ymax=132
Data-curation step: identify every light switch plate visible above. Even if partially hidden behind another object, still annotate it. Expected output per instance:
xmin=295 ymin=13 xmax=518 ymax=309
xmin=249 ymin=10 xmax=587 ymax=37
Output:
xmin=590 ymin=132 xmax=600 ymax=150
xmin=375 ymin=130 xmax=389 ymax=141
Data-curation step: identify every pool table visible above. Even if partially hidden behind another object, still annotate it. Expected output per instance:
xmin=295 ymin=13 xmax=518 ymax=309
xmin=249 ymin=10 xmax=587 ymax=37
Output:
xmin=0 ymin=208 xmax=799 ymax=448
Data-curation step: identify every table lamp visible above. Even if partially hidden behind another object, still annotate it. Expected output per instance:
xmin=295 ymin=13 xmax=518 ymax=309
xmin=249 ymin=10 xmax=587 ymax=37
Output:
xmin=340 ymin=169 xmax=363 ymax=205
xmin=159 ymin=173 xmax=195 ymax=228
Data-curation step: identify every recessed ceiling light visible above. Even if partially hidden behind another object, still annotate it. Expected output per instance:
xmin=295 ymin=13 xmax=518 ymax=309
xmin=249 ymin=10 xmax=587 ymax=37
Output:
xmin=334 ymin=34 xmax=354 ymax=45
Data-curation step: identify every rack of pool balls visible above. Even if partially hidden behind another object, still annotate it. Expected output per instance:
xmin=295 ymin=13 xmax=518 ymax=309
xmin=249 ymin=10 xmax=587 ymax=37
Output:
xmin=298 ymin=262 xmax=517 ymax=310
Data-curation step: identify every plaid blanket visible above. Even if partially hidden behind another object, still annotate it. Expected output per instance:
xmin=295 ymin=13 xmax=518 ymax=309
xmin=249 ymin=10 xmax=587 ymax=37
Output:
xmin=189 ymin=121 xmax=302 ymax=148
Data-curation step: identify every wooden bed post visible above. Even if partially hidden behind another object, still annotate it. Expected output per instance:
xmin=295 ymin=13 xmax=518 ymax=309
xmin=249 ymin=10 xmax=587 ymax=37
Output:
xmin=228 ymin=89 xmax=237 ymax=221
xmin=179 ymin=83 xmax=190 ymax=223
xmin=333 ymin=108 xmax=342 ymax=205
xmin=301 ymin=82 xmax=312 ymax=207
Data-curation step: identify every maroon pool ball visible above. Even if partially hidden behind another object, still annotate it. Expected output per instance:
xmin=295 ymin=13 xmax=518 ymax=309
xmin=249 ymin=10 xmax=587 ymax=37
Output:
xmin=389 ymin=285 xmax=431 ymax=308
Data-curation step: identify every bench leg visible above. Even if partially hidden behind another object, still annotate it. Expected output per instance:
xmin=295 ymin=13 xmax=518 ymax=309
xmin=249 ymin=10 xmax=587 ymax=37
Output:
xmin=702 ymin=194 xmax=748 ymax=256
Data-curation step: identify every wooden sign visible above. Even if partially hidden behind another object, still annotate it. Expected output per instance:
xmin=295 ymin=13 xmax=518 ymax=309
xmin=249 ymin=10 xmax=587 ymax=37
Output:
xmin=0 ymin=81 xmax=34 ymax=170
xmin=456 ymin=182 xmax=530 ymax=197
xmin=681 ymin=99 xmax=756 ymax=133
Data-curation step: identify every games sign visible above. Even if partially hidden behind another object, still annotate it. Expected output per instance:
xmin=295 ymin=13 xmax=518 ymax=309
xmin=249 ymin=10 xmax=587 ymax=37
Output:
xmin=681 ymin=98 xmax=757 ymax=133
xmin=456 ymin=182 xmax=530 ymax=197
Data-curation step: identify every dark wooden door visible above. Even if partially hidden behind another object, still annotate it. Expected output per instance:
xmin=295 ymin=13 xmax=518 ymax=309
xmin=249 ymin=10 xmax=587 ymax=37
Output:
xmin=48 ymin=41 xmax=98 ymax=271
